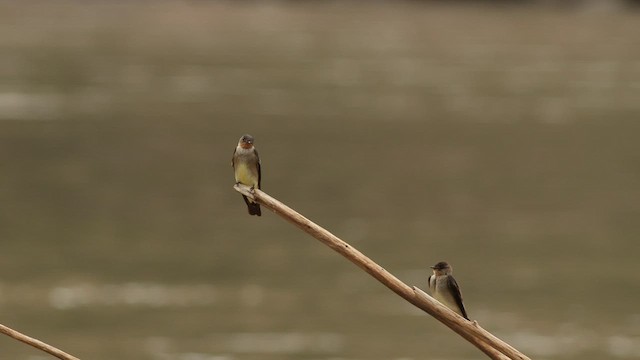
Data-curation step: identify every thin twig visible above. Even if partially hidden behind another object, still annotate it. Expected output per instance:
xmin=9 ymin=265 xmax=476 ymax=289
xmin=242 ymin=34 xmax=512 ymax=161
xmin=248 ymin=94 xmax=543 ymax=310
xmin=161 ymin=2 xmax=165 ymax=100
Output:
xmin=0 ymin=323 xmax=80 ymax=360
xmin=234 ymin=184 xmax=530 ymax=360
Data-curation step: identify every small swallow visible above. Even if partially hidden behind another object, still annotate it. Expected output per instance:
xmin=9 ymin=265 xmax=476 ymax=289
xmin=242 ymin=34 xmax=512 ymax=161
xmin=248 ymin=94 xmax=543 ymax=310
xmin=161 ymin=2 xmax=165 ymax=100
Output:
xmin=232 ymin=134 xmax=261 ymax=216
xmin=428 ymin=261 xmax=469 ymax=320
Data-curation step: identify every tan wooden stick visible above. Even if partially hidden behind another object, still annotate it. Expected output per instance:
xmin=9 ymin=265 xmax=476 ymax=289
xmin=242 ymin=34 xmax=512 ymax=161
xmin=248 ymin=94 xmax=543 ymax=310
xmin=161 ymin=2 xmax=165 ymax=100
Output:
xmin=234 ymin=184 xmax=530 ymax=360
xmin=0 ymin=323 xmax=80 ymax=360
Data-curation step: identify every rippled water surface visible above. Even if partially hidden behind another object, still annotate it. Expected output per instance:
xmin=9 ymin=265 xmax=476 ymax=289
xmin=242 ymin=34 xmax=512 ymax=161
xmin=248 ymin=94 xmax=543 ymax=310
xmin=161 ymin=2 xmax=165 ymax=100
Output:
xmin=1 ymin=2 xmax=639 ymax=359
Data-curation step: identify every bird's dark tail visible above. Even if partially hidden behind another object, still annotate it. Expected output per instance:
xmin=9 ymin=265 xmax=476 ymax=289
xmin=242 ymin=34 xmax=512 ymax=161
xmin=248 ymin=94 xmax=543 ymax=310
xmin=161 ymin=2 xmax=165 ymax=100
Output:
xmin=242 ymin=195 xmax=261 ymax=216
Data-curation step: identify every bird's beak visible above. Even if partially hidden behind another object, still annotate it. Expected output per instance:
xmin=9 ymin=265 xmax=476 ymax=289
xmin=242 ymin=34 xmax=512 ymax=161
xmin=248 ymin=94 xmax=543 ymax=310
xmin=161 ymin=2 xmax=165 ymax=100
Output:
xmin=430 ymin=266 xmax=436 ymax=269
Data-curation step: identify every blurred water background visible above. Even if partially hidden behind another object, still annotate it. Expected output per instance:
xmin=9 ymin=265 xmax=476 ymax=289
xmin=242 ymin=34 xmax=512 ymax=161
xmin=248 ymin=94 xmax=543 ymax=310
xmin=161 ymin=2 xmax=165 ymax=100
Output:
xmin=1 ymin=1 xmax=640 ymax=359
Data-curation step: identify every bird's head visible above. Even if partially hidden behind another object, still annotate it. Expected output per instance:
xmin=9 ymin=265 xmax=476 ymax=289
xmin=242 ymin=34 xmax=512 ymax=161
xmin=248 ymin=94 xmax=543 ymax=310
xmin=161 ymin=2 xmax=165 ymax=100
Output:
xmin=430 ymin=261 xmax=452 ymax=275
xmin=238 ymin=134 xmax=255 ymax=149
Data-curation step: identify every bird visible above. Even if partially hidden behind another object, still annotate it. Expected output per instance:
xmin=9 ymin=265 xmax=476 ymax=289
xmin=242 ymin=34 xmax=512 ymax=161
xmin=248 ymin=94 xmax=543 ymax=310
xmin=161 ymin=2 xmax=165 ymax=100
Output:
xmin=232 ymin=134 xmax=261 ymax=216
xmin=428 ymin=261 xmax=469 ymax=320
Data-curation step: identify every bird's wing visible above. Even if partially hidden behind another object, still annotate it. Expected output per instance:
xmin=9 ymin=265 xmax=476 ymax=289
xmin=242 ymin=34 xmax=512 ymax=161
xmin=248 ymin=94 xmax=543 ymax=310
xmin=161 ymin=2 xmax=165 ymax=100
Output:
xmin=447 ymin=275 xmax=469 ymax=320
xmin=231 ymin=148 xmax=237 ymax=169
xmin=427 ymin=275 xmax=435 ymax=292
xmin=255 ymin=148 xmax=261 ymax=189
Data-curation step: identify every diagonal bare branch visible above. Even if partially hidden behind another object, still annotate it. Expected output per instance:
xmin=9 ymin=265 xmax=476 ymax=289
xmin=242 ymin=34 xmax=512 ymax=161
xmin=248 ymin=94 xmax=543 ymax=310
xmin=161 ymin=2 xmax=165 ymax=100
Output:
xmin=234 ymin=184 xmax=530 ymax=360
xmin=0 ymin=323 xmax=81 ymax=360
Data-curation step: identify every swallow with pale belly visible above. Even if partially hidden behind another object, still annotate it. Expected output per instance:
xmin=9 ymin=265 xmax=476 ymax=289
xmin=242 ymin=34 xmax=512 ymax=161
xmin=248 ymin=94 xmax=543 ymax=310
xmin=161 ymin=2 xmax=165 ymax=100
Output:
xmin=428 ymin=261 xmax=469 ymax=320
xmin=232 ymin=134 xmax=261 ymax=216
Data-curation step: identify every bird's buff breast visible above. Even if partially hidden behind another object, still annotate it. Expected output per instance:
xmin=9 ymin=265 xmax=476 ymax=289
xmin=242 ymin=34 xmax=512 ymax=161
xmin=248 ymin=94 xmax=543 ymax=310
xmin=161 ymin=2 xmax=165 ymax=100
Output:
xmin=433 ymin=278 xmax=454 ymax=303
xmin=235 ymin=163 xmax=258 ymax=187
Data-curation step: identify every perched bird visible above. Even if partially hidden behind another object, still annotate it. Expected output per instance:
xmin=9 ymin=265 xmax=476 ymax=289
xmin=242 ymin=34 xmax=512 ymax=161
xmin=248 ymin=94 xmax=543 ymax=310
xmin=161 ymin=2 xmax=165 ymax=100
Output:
xmin=232 ymin=134 xmax=261 ymax=216
xmin=428 ymin=261 xmax=469 ymax=320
